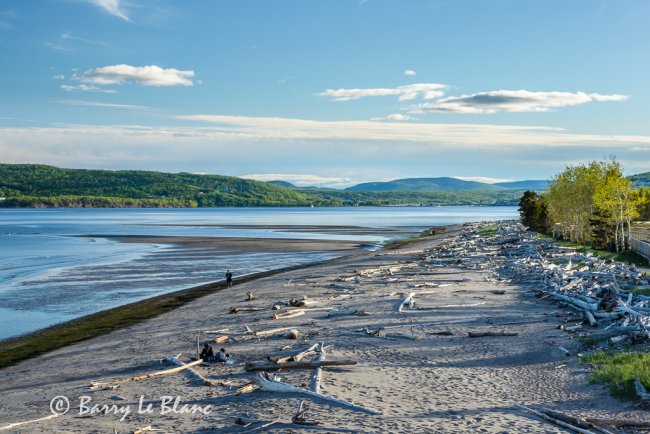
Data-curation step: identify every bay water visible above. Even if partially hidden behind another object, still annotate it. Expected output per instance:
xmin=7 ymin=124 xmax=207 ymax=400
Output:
xmin=0 ymin=207 xmax=517 ymax=340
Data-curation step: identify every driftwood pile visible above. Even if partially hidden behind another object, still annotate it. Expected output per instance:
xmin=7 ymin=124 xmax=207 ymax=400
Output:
xmin=428 ymin=221 xmax=650 ymax=347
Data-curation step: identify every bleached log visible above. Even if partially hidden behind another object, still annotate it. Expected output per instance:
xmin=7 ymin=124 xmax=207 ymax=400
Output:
xmin=327 ymin=308 xmax=368 ymax=318
xmin=236 ymin=382 xmax=260 ymax=394
xmin=292 ymin=399 xmax=318 ymax=425
xmin=245 ymin=359 xmax=355 ymax=372
xmin=274 ymin=310 xmax=305 ymax=320
xmin=133 ymin=426 xmax=164 ymax=434
xmin=418 ymin=301 xmax=487 ymax=310
xmin=164 ymin=356 xmax=220 ymax=387
xmin=533 ymin=406 xmax=616 ymax=434
xmin=379 ymin=317 xmax=479 ymax=330
xmin=268 ymin=344 xmax=319 ymax=363
xmin=586 ymin=418 xmax=650 ymax=428
xmin=282 ymin=307 xmax=332 ymax=315
xmin=90 ymin=358 xmax=203 ymax=389
xmin=584 ymin=310 xmax=597 ymax=327
xmin=514 ymin=403 xmax=597 ymax=434
xmin=254 ymin=326 xmax=295 ymax=337
xmin=548 ymin=293 xmax=598 ymax=311
xmin=614 ymin=300 xmax=643 ymax=318
xmin=397 ymin=292 xmax=416 ymax=312
xmin=204 ymin=328 xmax=230 ymax=334
xmin=311 ymin=342 xmax=325 ymax=394
xmin=254 ymin=373 xmax=380 ymax=415
xmin=0 ymin=414 xmax=59 ymax=431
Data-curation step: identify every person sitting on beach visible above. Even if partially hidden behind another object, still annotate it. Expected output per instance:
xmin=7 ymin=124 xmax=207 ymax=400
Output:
xmin=200 ymin=343 xmax=214 ymax=362
xmin=225 ymin=270 xmax=233 ymax=288
xmin=215 ymin=347 xmax=229 ymax=362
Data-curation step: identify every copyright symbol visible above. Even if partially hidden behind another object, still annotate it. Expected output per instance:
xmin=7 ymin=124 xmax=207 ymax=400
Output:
xmin=50 ymin=396 xmax=70 ymax=416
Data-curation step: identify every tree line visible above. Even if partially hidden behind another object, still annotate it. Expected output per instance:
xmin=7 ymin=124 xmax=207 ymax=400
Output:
xmin=519 ymin=160 xmax=648 ymax=252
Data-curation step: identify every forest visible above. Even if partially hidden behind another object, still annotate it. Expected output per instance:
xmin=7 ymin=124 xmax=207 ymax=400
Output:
xmin=519 ymin=160 xmax=650 ymax=253
xmin=0 ymin=164 xmax=524 ymax=208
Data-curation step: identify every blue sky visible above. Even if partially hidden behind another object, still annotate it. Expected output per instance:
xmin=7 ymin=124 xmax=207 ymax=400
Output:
xmin=1 ymin=0 xmax=650 ymax=187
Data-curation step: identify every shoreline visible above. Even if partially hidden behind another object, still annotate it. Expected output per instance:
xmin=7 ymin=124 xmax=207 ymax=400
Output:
xmin=1 ymin=221 xmax=646 ymax=432
xmin=0 ymin=228 xmax=445 ymax=369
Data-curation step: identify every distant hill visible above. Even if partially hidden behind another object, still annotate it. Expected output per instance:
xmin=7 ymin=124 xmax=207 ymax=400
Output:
xmin=494 ymin=180 xmax=550 ymax=190
xmin=630 ymin=172 xmax=650 ymax=187
xmin=0 ymin=164 xmax=312 ymax=207
xmin=346 ymin=177 xmax=507 ymax=192
xmin=267 ymin=180 xmax=296 ymax=188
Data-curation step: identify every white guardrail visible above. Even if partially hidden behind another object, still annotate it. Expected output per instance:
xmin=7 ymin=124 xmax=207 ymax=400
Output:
xmin=630 ymin=230 xmax=650 ymax=261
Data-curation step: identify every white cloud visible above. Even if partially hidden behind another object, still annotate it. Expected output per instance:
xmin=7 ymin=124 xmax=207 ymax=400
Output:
xmin=61 ymin=84 xmax=117 ymax=93
xmin=409 ymin=90 xmax=628 ymax=114
xmin=87 ymin=0 xmax=130 ymax=21
xmin=453 ymin=176 xmax=514 ymax=184
xmin=175 ymin=114 xmax=650 ymax=149
xmin=2 ymin=120 xmax=650 ymax=182
xmin=242 ymin=173 xmax=351 ymax=187
xmin=73 ymin=64 xmax=196 ymax=87
xmin=404 ymin=69 xmax=416 ymax=76
xmin=53 ymin=74 xmax=65 ymax=80
xmin=57 ymin=99 xmax=151 ymax=110
xmin=319 ymin=83 xmax=447 ymax=102
xmin=371 ymin=114 xmax=411 ymax=121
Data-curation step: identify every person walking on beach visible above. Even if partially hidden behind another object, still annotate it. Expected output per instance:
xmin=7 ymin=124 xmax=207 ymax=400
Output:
xmin=226 ymin=269 xmax=233 ymax=288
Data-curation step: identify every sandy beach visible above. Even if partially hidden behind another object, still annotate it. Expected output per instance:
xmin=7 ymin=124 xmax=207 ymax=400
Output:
xmin=0 ymin=225 xmax=646 ymax=433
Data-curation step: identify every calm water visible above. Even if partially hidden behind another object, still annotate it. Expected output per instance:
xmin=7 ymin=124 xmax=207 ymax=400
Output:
xmin=0 ymin=207 xmax=517 ymax=339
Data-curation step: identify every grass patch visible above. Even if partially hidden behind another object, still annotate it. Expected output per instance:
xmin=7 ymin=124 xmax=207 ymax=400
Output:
xmin=580 ymin=350 xmax=650 ymax=399
xmin=383 ymin=226 xmax=447 ymax=249
xmin=478 ymin=226 xmax=498 ymax=237
xmin=0 ymin=260 xmax=338 ymax=369
xmin=549 ymin=239 xmax=649 ymax=267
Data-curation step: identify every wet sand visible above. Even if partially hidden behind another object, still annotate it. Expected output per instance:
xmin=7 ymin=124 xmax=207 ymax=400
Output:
xmin=0 ymin=227 xmax=644 ymax=433
xmin=105 ymin=235 xmax=367 ymax=253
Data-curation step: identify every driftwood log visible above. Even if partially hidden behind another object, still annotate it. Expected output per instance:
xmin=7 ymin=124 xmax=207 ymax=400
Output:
xmin=90 ymin=357 xmax=203 ymax=389
xmin=0 ymin=414 xmax=59 ymax=432
xmin=245 ymin=359 xmax=356 ymax=372
xmin=254 ymin=373 xmax=380 ymax=415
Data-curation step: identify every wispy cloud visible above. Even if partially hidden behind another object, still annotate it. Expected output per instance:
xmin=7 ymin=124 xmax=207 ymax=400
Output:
xmin=1 ymin=120 xmax=649 ymax=182
xmin=57 ymin=99 xmax=151 ymax=110
xmin=404 ymin=69 xmax=416 ymax=76
xmin=319 ymin=83 xmax=447 ymax=102
xmin=53 ymin=74 xmax=65 ymax=80
xmin=175 ymin=114 xmax=650 ymax=149
xmin=370 ymin=114 xmax=411 ymax=121
xmin=61 ymin=84 xmax=117 ymax=94
xmin=242 ymin=173 xmax=351 ymax=187
xmin=62 ymin=32 xmax=110 ymax=47
xmin=86 ymin=0 xmax=130 ymax=21
xmin=408 ymin=90 xmax=628 ymax=114
xmin=73 ymin=64 xmax=196 ymax=87
xmin=45 ymin=41 xmax=74 ymax=52
xmin=454 ymin=176 xmax=514 ymax=184
xmin=0 ymin=10 xmax=16 ymax=30
xmin=46 ymin=32 xmax=111 ymax=52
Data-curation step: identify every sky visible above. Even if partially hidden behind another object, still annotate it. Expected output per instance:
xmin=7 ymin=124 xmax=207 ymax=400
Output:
xmin=1 ymin=0 xmax=650 ymax=187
